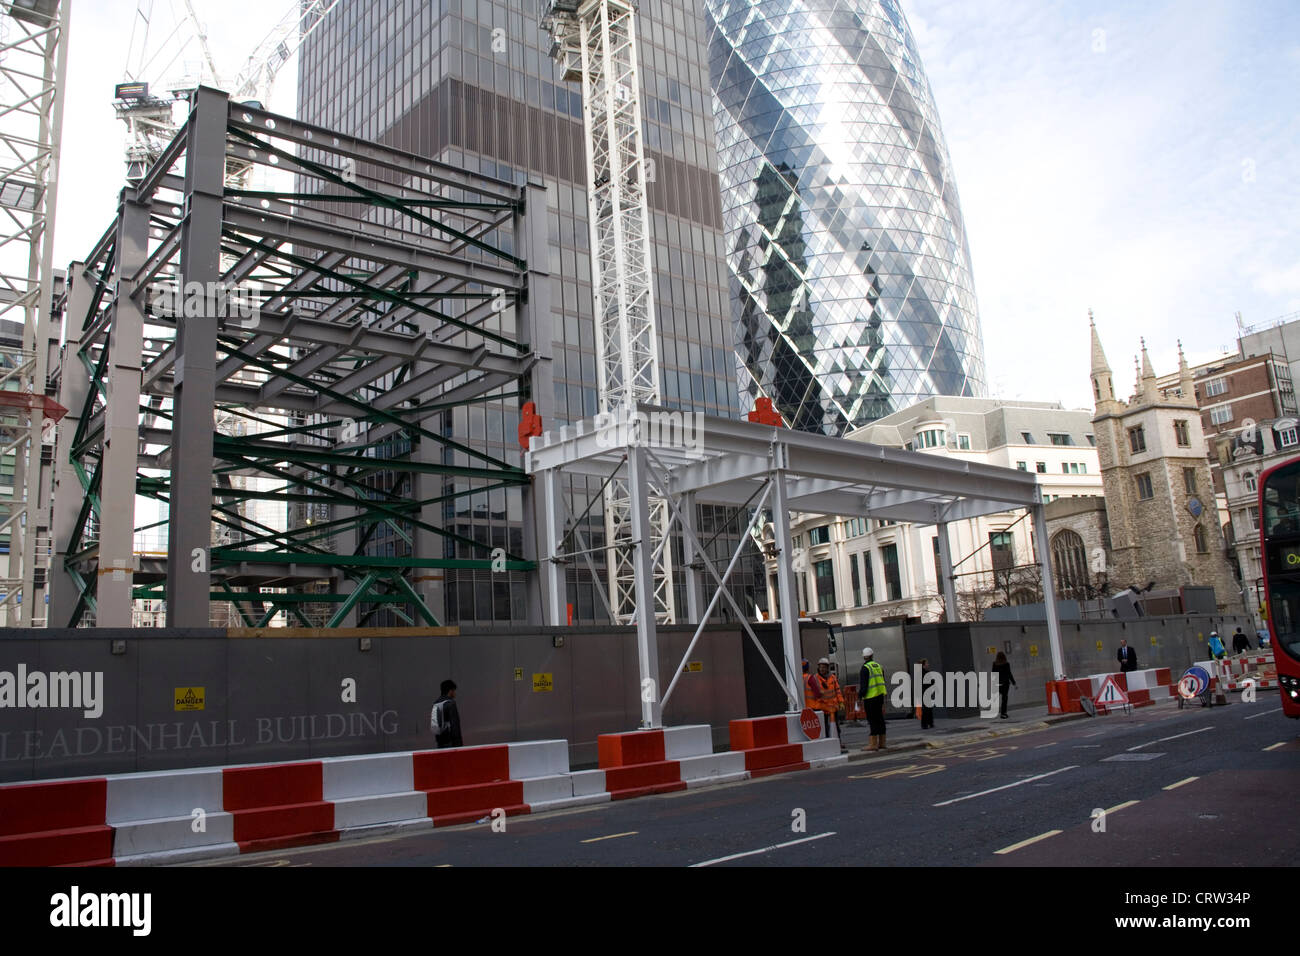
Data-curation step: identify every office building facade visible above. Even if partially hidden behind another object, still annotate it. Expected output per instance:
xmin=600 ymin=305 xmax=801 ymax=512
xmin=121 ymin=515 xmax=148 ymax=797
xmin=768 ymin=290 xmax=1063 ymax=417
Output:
xmin=296 ymin=0 xmax=762 ymax=624
xmin=706 ymin=0 xmax=987 ymax=434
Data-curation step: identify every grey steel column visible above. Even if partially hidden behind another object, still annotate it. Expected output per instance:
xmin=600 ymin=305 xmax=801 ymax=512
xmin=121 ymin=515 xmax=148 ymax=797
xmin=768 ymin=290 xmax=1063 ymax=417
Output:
xmin=49 ymin=262 xmax=93 ymax=626
xmin=537 ymin=466 xmax=565 ymax=626
xmin=769 ymin=460 xmax=802 ymax=711
xmin=519 ymin=182 xmax=554 ymax=625
xmin=627 ymin=443 xmax=661 ymax=727
xmin=680 ymin=490 xmax=701 ymax=624
xmin=936 ymin=520 xmax=959 ymax=623
xmin=166 ymin=87 xmax=227 ymax=627
xmin=97 ymin=189 xmax=149 ymax=625
xmin=1032 ymin=499 xmax=1066 ymax=679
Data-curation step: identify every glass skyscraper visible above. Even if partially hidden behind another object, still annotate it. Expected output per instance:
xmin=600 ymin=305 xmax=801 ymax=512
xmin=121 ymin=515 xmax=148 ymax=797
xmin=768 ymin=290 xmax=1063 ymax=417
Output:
xmin=705 ymin=0 xmax=988 ymax=435
xmin=296 ymin=0 xmax=763 ymax=624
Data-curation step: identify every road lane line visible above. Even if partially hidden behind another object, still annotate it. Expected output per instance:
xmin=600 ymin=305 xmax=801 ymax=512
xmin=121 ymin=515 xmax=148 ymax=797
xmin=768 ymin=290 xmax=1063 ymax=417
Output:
xmin=689 ymin=831 xmax=836 ymax=867
xmin=581 ymin=831 xmax=638 ymax=844
xmin=1034 ymin=742 xmax=1058 ymax=749
xmin=1126 ymin=726 xmax=1212 ymax=751
xmin=994 ymin=830 xmax=1061 ymax=855
xmin=932 ymin=766 xmax=1078 ymax=807
xmin=1244 ymin=707 xmax=1282 ymax=720
xmin=1163 ymin=776 xmax=1198 ymax=791
xmin=1082 ymin=731 xmax=1105 ymax=738
xmin=1263 ymin=742 xmax=1288 ymax=751
xmin=1104 ymin=799 xmax=1140 ymax=814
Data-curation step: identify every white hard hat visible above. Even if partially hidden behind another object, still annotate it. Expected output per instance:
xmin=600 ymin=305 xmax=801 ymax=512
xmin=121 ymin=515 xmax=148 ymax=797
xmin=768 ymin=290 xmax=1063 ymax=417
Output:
xmin=817 ymin=657 xmax=829 ymax=665
xmin=862 ymin=647 xmax=873 ymax=658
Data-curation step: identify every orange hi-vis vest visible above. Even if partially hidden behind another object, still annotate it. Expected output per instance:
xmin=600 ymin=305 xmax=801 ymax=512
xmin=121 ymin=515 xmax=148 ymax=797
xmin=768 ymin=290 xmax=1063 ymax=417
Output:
xmin=808 ymin=672 xmax=843 ymax=713
xmin=803 ymin=672 xmax=816 ymax=710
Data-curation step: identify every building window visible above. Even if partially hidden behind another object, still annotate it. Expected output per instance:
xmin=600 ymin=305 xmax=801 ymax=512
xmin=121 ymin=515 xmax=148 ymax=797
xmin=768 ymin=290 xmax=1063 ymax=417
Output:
xmin=1279 ymin=425 xmax=1299 ymax=448
xmin=1035 ymin=462 xmax=1047 ymax=474
xmin=957 ymin=434 xmax=971 ymax=450
xmin=881 ymin=544 xmax=902 ymax=602
xmin=1016 ymin=461 xmax=1027 ymax=471
xmin=850 ymin=552 xmax=863 ymax=606
xmin=1086 ymin=434 xmax=1096 ymax=446
xmin=1136 ymin=473 xmax=1154 ymax=500
xmin=989 ymin=531 xmax=1014 ymax=571
xmin=1183 ymin=467 xmax=1197 ymax=495
xmin=814 ymin=559 xmax=836 ymax=611
xmin=1193 ymin=524 xmax=1208 ymax=553
xmin=1080 ymin=463 xmax=1087 ymax=474
xmin=1051 ymin=529 xmax=1089 ymax=600
xmin=1245 ymin=472 xmax=1257 ymax=493
xmin=1048 ymin=433 xmax=1075 ymax=446
xmin=1174 ymin=420 xmax=1191 ymax=446
xmin=1128 ymin=426 xmax=1146 ymax=453
xmin=1209 ymin=405 xmax=1233 ymax=426
xmin=862 ymin=550 xmax=876 ymax=604
xmin=904 ymin=441 xmax=914 ymax=451
xmin=1205 ymin=378 xmax=1228 ymax=397
xmin=916 ymin=428 xmax=946 ymax=449
xmin=1021 ymin=431 xmax=1035 ymax=444
xmin=808 ymin=525 xmax=830 ymax=546
xmin=1249 ymin=506 xmax=1260 ymax=532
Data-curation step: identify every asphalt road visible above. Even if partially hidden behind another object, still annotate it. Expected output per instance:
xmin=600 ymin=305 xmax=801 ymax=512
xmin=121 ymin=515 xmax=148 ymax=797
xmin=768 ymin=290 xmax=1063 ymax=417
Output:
xmin=200 ymin=697 xmax=1299 ymax=867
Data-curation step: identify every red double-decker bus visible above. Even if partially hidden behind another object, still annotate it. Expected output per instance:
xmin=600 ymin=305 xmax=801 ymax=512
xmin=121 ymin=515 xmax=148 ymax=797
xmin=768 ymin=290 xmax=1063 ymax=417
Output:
xmin=1259 ymin=457 xmax=1300 ymax=717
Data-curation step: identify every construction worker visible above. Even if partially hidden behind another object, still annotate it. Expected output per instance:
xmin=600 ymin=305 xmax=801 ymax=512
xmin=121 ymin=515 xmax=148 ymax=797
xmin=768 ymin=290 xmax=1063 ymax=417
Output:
xmin=802 ymin=659 xmax=815 ymax=712
xmin=808 ymin=657 xmax=844 ymax=740
xmin=859 ymin=647 xmax=888 ymax=751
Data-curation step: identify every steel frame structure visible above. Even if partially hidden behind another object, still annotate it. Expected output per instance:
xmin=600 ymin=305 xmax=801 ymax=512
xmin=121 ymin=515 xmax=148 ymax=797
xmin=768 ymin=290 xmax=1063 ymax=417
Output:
xmin=527 ymin=405 xmax=1067 ymax=727
xmin=50 ymin=87 xmax=552 ymax=628
xmin=542 ymin=0 xmax=674 ymax=625
xmin=0 ymin=0 xmax=67 ymax=626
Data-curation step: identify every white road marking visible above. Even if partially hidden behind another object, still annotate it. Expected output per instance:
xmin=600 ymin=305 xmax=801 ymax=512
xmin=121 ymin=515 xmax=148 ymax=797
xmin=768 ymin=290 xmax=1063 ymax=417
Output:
xmin=1263 ymin=742 xmax=1288 ymax=752
xmin=1034 ymin=742 xmax=1058 ymax=749
xmin=1244 ymin=707 xmax=1282 ymax=720
xmin=1126 ymin=726 xmax=1212 ymax=751
xmin=1082 ymin=730 xmax=1105 ymax=738
xmin=689 ymin=831 xmax=836 ymax=867
xmin=932 ymin=766 xmax=1079 ymax=807
xmin=1103 ymin=799 xmax=1140 ymax=814
xmin=1163 ymin=776 xmax=1198 ymax=791
xmin=995 ymin=830 xmax=1061 ymax=855
xmin=581 ymin=831 xmax=638 ymax=844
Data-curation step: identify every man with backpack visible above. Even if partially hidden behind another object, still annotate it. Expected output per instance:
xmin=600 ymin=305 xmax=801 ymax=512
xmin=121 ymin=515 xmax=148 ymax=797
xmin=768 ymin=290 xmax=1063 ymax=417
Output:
xmin=431 ymin=679 xmax=463 ymax=748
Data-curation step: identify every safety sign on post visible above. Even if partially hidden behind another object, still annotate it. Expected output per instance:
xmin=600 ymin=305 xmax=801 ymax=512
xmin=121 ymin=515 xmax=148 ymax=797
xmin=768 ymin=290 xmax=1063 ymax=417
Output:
xmin=1094 ymin=674 xmax=1129 ymax=712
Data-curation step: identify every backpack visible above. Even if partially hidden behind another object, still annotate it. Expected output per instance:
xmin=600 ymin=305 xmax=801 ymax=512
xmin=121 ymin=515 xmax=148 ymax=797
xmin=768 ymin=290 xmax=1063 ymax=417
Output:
xmin=431 ymin=699 xmax=451 ymax=737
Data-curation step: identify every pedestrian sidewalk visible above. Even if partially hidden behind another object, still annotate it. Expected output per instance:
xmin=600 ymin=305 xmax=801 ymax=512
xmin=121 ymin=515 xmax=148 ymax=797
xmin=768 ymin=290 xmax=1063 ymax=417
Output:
xmin=833 ymin=704 xmax=1087 ymax=761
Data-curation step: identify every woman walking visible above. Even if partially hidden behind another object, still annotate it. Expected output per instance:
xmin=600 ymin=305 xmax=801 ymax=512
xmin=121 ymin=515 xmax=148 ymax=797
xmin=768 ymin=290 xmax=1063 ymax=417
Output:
xmin=992 ymin=652 xmax=1016 ymax=719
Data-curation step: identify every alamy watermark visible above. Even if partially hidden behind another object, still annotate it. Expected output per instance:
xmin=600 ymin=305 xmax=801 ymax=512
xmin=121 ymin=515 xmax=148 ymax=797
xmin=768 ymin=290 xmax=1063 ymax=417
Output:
xmin=593 ymin=406 xmax=705 ymax=459
xmin=0 ymin=665 xmax=103 ymax=719
xmin=889 ymin=665 xmax=999 ymax=719
xmin=149 ymin=279 xmax=262 ymax=327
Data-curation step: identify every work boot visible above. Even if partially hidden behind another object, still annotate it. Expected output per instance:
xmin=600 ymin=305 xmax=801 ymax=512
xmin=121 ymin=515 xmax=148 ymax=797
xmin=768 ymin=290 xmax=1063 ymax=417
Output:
xmin=863 ymin=735 xmax=879 ymax=752
xmin=878 ymin=734 xmax=888 ymax=751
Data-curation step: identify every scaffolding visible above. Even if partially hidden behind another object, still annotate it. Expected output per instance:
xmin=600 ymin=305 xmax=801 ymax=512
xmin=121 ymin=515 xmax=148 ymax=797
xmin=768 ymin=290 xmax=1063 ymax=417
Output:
xmin=49 ymin=88 xmax=553 ymax=628
xmin=0 ymin=0 xmax=67 ymax=626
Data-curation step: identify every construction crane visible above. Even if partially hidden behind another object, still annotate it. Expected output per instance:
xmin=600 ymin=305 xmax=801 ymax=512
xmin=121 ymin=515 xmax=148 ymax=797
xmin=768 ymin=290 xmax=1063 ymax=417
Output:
xmin=540 ymin=0 xmax=674 ymax=625
xmin=114 ymin=0 xmax=339 ymax=179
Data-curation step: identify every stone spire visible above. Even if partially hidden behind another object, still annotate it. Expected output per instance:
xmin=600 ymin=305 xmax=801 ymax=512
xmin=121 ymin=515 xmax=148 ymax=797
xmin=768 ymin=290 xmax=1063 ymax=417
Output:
xmin=1178 ymin=339 xmax=1193 ymax=398
xmin=1136 ymin=337 xmax=1157 ymax=403
xmin=1089 ymin=310 xmax=1115 ymax=408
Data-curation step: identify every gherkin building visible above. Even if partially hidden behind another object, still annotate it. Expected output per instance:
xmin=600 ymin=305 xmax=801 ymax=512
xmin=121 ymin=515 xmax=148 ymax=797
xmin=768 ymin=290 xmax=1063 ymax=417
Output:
xmin=705 ymin=0 xmax=987 ymax=434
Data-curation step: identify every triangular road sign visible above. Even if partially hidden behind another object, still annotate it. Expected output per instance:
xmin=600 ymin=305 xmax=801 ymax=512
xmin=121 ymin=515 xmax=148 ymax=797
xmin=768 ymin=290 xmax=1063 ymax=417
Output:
xmin=1095 ymin=674 xmax=1130 ymax=707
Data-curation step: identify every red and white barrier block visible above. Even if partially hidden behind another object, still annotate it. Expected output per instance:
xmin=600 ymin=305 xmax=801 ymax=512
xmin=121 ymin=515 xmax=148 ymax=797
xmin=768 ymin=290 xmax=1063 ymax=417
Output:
xmin=727 ymin=713 xmax=846 ymax=778
xmin=0 ymin=777 xmax=113 ymax=867
xmin=1046 ymin=668 xmax=1174 ymax=714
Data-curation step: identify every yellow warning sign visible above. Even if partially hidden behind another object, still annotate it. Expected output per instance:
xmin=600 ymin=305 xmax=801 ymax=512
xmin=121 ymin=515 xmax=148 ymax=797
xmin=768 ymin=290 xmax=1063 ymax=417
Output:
xmin=1149 ymin=635 xmax=1158 ymax=646
xmin=1095 ymin=641 xmax=1103 ymax=651
xmin=986 ymin=646 xmax=996 ymax=655
xmin=686 ymin=661 xmax=703 ymax=673
xmin=532 ymin=673 xmax=554 ymax=693
xmin=174 ymin=687 xmax=205 ymax=711
xmin=513 ymin=667 xmax=523 ymax=681
xmin=1029 ymin=644 xmax=1039 ymax=658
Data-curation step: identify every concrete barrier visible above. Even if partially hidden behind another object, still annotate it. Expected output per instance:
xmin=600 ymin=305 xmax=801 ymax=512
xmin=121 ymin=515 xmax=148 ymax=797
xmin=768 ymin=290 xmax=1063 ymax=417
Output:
xmin=108 ymin=767 xmax=234 ymax=864
xmin=0 ymin=778 xmax=113 ymax=867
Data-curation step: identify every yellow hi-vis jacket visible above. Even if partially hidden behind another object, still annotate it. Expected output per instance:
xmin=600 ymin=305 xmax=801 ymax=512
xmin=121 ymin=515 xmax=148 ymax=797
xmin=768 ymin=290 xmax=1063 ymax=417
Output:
xmin=862 ymin=660 xmax=886 ymax=699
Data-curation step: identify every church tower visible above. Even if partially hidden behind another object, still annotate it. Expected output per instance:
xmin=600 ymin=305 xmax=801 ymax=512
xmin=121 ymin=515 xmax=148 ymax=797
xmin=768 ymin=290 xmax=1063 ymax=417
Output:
xmin=1089 ymin=318 xmax=1239 ymax=606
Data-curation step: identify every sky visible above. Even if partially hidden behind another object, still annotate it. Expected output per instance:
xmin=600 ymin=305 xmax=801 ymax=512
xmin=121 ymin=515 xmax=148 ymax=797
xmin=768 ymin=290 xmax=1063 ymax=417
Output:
xmin=51 ymin=1 xmax=1300 ymax=416
xmin=901 ymin=0 xmax=1300 ymax=410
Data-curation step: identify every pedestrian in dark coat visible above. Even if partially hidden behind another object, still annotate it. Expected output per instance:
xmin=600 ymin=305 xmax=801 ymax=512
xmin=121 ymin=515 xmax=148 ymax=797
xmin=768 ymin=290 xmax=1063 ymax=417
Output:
xmin=992 ymin=652 xmax=1016 ymax=719
xmin=919 ymin=658 xmax=935 ymax=730
xmin=1116 ymin=638 xmax=1138 ymax=672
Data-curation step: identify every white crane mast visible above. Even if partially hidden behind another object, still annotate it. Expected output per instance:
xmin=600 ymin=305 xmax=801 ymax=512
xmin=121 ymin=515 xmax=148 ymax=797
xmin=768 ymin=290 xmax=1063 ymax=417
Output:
xmin=541 ymin=0 xmax=674 ymax=625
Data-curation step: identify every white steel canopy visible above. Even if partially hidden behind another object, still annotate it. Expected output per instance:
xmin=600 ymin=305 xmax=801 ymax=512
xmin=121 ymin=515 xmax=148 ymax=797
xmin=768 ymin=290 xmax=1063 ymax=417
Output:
xmin=527 ymin=404 xmax=1067 ymax=727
